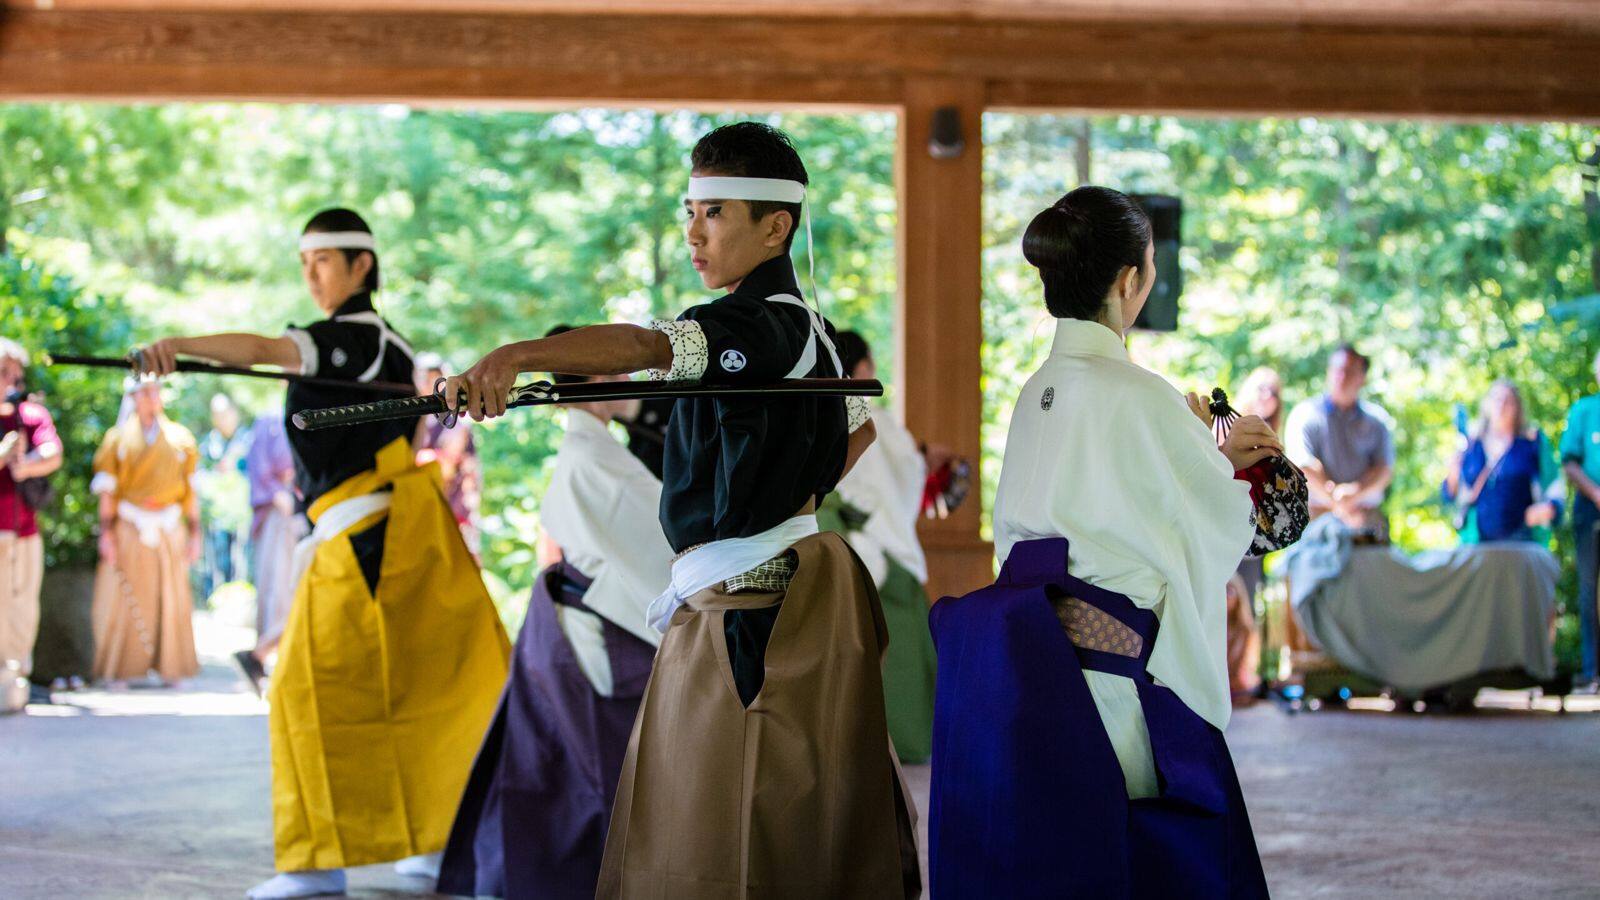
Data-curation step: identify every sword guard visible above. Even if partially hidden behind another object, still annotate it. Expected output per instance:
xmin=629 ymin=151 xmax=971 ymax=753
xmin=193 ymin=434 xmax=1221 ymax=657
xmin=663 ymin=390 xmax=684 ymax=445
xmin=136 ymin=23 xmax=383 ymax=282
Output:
xmin=432 ymin=376 xmax=460 ymax=429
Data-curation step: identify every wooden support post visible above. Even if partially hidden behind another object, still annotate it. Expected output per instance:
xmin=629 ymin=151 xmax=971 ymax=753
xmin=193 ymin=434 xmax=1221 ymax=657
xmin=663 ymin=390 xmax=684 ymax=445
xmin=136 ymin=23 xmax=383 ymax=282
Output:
xmin=897 ymin=77 xmax=993 ymax=602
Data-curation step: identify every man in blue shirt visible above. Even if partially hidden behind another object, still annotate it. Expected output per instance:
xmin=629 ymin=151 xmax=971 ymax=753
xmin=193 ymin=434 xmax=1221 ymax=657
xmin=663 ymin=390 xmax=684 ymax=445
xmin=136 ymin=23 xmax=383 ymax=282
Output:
xmin=1285 ymin=344 xmax=1395 ymax=538
xmin=1560 ymin=349 xmax=1600 ymax=693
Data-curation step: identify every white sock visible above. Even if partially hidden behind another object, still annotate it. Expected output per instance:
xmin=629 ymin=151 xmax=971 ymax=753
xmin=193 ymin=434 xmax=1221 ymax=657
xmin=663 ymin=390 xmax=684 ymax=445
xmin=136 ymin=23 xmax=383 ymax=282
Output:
xmin=244 ymin=869 xmax=346 ymax=899
xmin=393 ymin=852 xmax=443 ymax=879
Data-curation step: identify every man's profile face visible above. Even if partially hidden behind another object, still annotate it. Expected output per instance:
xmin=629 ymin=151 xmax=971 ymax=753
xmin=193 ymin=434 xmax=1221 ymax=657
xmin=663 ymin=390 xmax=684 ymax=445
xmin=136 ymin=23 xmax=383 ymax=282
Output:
xmin=1327 ymin=350 xmax=1366 ymax=403
xmin=682 ymin=172 xmax=792 ymax=290
xmin=299 ymin=246 xmax=370 ymax=314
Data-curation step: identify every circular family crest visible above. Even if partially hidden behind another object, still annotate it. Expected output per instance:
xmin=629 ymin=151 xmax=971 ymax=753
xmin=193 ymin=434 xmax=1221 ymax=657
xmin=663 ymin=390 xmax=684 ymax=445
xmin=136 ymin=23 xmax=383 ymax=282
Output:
xmin=1040 ymin=386 xmax=1055 ymax=410
xmin=720 ymin=349 xmax=747 ymax=373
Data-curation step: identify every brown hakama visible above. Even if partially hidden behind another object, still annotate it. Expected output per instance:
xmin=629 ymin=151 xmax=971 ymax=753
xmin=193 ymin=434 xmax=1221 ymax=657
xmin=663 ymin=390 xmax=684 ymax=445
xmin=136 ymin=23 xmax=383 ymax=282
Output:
xmin=598 ymin=531 xmax=918 ymax=899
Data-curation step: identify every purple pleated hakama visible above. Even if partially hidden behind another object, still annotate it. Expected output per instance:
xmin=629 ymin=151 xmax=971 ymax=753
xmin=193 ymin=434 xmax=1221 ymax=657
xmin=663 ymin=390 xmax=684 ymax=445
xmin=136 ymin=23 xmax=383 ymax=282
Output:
xmin=438 ymin=561 xmax=656 ymax=900
xmin=929 ymin=537 xmax=1269 ymax=899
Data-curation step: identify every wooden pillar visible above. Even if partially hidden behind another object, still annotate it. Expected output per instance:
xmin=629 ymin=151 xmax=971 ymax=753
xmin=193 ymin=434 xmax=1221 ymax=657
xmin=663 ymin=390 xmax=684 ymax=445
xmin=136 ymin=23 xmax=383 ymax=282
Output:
xmin=897 ymin=77 xmax=993 ymax=601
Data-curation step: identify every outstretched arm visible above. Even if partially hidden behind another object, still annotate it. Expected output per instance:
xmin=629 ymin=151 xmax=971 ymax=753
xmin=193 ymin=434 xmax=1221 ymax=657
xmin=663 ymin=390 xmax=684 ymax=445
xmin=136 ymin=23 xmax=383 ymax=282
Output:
xmin=136 ymin=332 xmax=302 ymax=376
xmin=447 ymin=325 xmax=674 ymax=421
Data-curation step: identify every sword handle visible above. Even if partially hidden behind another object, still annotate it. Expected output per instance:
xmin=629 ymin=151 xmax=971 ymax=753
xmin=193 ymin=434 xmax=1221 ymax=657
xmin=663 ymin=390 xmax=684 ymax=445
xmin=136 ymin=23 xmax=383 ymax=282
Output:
xmin=291 ymin=393 xmax=445 ymax=431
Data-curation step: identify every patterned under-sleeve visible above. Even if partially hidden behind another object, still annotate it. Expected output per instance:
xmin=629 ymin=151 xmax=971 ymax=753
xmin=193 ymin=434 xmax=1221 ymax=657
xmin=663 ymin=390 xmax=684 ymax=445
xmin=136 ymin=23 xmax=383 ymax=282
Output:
xmin=845 ymin=395 xmax=871 ymax=434
xmin=646 ymin=319 xmax=709 ymax=382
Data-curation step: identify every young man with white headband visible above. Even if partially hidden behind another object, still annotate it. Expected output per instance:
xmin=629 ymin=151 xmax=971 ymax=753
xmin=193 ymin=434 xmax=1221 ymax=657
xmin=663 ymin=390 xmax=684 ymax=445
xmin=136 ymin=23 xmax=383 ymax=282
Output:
xmin=445 ymin=122 xmax=919 ymax=898
xmin=136 ymin=208 xmax=510 ymax=900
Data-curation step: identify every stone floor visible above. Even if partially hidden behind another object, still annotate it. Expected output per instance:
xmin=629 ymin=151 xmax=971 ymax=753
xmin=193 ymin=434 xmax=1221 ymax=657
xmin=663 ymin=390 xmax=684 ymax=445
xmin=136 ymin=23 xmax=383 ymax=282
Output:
xmin=3 ymin=615 xmax=1599 ymax=899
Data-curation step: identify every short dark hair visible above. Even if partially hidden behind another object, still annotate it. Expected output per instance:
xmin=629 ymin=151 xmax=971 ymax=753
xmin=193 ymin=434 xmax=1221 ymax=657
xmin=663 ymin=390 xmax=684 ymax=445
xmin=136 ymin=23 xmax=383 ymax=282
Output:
xmin=543 ymin=324 xmax=589 ymax=385
xmin=1022 ymin=186 xmax=1152 ymax=321
xmin=302 ymin=207 xmax=380 ymax=292
xmin=833 ymin=330 xmax=871 ymax=377
xmin=690 ymin=122 xmax=809 ymax=251
xmin=1331 ymin=343 xmax=1370 ymax=374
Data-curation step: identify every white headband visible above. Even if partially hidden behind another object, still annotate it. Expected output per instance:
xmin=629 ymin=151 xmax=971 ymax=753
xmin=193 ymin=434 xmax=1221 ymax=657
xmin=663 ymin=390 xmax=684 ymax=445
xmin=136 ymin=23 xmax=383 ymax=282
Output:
xmin=685 ymin=176 xmax=821 ymax=310
xmin=299 ymin=231 xmax=376 ymax=253
xmin=685 ymin=176 xmax=806 ymax=204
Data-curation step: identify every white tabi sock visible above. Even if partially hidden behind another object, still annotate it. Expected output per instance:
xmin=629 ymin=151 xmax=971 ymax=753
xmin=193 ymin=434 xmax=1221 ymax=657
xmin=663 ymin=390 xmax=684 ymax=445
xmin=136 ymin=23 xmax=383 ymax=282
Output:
xmin=393 ymin=851 xmax=442 ymax=879
xmin=244 ymin=869 xmax=346 ymax=899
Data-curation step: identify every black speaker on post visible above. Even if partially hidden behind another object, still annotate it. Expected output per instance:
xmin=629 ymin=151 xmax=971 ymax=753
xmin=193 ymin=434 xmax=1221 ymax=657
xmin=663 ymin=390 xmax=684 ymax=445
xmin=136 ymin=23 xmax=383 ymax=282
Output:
xmin=1130 ymin=194 xmax=1181 ymax=332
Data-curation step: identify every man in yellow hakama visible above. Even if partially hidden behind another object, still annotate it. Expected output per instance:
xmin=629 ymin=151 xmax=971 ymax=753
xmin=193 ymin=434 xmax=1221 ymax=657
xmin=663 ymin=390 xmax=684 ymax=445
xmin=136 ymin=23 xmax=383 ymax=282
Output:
xmin=90 ymin=380 xmax=201 ymax=686
xmin=136 ymin=208 xmax=508 ymax=899
xmin=268 ymin=437 xmax=509 ymax=877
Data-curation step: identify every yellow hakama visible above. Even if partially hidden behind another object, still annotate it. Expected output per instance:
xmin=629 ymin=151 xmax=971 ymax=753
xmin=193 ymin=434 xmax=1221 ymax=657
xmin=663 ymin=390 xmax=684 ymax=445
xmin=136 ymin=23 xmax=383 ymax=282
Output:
xmin=269 ymin=438 xmax=509 ymax=871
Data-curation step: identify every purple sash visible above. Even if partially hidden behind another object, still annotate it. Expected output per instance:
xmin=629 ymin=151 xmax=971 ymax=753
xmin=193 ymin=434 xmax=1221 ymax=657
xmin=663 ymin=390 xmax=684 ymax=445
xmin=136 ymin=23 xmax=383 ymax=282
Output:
xmin=438 ymin=561 xmax=656 ymax=900
xmin=929 ymin=537 xmax=1268 ymax=899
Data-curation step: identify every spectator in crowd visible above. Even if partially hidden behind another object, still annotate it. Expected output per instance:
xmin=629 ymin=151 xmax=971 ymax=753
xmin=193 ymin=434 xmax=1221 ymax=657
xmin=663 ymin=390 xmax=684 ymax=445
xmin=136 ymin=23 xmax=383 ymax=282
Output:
xmin=1230 ymin=366 xmax=1284 ymax=702
xmin=232 ymin=409 xmax=303 ymax=695
xmin=413 ymin=353 xmax=482 ymax=558
xmin=1561 ymin=350 xmax=1600 ymax=694
xmin=1234 ymin=366 xmax=1285 ymax=598
xmin=0 ymin=338 xmax=62 ymax=690
xmin=1442 ymin=379 xmax=1563 ymax=545
xmin=89 ymin=379 xmax=201 ymax=687
xmin=1285 ymin=344 xmax=1395 ymax=539
xmin=1225 ymin=573 xmax=1260 ymax=704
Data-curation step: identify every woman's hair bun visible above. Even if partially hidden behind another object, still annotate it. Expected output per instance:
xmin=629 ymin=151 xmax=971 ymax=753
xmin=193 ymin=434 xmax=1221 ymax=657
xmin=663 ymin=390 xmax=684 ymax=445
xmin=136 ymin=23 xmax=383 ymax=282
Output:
xmin=1021 ymin=186 xmax=1152 ymax=321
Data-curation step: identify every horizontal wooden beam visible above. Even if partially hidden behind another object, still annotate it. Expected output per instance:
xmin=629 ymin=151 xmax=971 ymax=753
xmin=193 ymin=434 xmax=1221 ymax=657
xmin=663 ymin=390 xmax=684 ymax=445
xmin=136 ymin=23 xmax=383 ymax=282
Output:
xmin=3 ymin=9 xmax=1597 ymax=121
xmin=10 ymin=0 xmax=1600 ymax=34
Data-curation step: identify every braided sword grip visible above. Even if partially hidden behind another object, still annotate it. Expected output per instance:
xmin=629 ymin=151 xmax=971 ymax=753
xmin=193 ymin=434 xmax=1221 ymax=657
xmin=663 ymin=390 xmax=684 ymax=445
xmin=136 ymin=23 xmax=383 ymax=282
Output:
xmin=291 ymin=393 xmax=444 ymax=431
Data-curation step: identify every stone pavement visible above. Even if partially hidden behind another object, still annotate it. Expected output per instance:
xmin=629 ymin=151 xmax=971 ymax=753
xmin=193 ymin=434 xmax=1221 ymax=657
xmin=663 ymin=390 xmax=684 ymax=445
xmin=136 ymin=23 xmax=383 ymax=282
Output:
xmin=3 ymin=613 xmax=1598 ymax=899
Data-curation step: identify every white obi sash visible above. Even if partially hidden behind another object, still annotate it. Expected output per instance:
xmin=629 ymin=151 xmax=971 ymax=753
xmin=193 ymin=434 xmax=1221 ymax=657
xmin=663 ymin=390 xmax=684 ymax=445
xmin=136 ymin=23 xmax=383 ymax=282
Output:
xmin=646 ymin=514 xmax=820 ymax=634
xmin=287 ymin=491 xmax=393 ymax=591
xmin=116 ymin=501 xmax=183 ymax=548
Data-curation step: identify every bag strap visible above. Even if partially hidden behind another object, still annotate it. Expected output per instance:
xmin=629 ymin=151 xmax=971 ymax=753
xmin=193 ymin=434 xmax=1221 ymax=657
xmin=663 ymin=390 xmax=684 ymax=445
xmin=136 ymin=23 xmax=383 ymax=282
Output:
xmin=1458 ymin=442 xmax=1497 ymax=508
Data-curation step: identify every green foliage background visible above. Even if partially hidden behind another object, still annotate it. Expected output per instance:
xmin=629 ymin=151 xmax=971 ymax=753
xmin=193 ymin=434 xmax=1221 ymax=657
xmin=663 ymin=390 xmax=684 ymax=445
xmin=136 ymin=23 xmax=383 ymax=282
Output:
xmin=4 ymin=102 xmax=1596 ymax=667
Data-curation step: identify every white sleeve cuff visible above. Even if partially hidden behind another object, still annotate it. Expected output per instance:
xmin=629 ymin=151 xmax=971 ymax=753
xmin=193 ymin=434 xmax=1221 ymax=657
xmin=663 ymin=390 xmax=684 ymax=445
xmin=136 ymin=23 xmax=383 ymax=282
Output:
xmin=646 ymin=319 xmax=709 ymax=382
xmin=283 ymin=328 xmax=318 ymax=376
xmin=846 ymin=395 xmax=872 ymax=434
xmin=90 ymin=472 xmax=117 ymax=495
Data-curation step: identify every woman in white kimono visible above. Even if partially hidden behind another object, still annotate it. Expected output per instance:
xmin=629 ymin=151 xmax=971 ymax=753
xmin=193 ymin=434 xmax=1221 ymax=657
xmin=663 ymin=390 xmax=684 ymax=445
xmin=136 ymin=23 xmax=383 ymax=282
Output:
xmin=822 ymin=330 xmax=942 ymax=764
xmin=928 ymin=186 xmax=1295 ymax=899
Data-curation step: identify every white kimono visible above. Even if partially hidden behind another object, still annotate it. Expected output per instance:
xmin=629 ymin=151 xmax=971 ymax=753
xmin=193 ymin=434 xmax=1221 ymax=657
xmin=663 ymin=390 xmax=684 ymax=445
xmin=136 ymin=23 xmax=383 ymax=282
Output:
xmin=835 ymin=407 xmax=929 ymax=587
xmin=541 ymin=409 xmax=674 ymax=693
xmin=992 ymin=318 xmax=1255 ymax=798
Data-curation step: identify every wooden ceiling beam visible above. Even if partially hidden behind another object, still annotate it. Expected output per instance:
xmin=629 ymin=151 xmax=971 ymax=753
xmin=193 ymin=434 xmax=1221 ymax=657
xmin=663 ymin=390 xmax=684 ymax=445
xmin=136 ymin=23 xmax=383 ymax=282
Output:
xmin=8 ymin=0 xmax=1599 ymax=34
xmin=2 ymin=9 xmax=1596 ymax=120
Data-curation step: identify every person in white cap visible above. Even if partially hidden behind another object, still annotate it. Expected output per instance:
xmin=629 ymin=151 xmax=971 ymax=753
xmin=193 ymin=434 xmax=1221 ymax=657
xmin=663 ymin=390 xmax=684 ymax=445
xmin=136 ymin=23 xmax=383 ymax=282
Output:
xmin=136 ymin=207 xmax=509 ymax=900
xmin=0 ymin=338 xmax=63 ymax=691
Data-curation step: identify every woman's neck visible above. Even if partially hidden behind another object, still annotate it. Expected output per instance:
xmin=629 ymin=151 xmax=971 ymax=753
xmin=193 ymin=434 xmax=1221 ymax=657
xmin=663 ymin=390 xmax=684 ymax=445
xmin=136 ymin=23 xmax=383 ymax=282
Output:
xmin=1095 ymin=305 xmax=1125 ymax=337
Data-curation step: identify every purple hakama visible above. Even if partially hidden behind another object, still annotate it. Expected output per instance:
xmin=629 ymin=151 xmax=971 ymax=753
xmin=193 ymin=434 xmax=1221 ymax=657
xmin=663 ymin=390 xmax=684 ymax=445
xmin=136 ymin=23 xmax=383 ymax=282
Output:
xmin=438 ymin=560 xmax=656 ymax=900
xmin=929 ymin=537 xmax=1268 ymax=899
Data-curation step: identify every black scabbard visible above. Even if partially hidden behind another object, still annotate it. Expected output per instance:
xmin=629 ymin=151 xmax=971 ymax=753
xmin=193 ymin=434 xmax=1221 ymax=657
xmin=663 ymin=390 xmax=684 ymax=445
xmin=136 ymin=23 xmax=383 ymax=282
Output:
xmin=292 ymin=377 xmax=883 ymax=431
